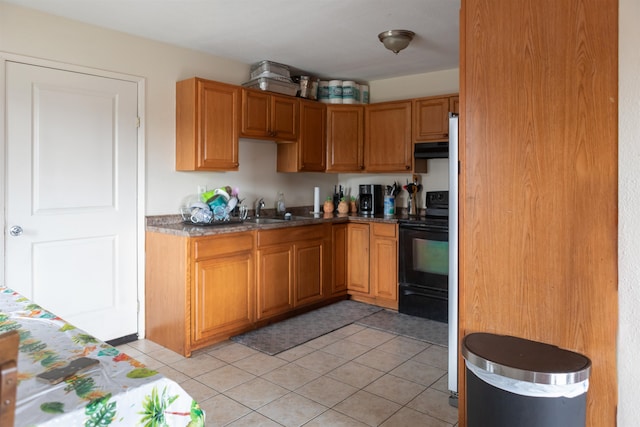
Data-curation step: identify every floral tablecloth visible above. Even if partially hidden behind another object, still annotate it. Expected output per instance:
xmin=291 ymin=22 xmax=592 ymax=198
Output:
xmin=0 ymin=287 xmax=205 ymax=427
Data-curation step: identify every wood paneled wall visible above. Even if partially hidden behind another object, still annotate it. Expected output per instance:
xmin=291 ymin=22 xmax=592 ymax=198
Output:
xmin=458 ymin=0 xmax=618 ymax=425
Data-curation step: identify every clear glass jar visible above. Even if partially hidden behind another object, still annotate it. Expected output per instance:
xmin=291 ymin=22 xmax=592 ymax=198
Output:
xmin=276 ymin=192 xmax=286 ymax=215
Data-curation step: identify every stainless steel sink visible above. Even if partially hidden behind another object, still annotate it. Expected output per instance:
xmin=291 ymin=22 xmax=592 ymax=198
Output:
xmin=244 ymin=217 xmax=287 ymax=224
xmin=285 ymin=215 xmax=312 ymax=221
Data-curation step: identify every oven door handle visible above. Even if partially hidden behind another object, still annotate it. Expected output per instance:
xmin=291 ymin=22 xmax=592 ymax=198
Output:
xmin=399 ymin=224 xmax=446 ymax=232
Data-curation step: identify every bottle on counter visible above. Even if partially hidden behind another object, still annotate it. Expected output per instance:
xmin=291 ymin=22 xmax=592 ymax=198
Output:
xmin=276 ymin=192 xmax=286 ymax=215
xmin=332 ymin=184 xmax=344 ymax=213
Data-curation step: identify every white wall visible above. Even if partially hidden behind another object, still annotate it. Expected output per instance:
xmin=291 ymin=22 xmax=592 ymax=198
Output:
xmin=369 ymin=69 xmax=459 ymax=103
xmin=617 ymin=0 xmax=639 ymax=423
xmin=0 ymin=1 xmax=458 ymax=214
xmin=0 ymin=1 xmax=340 ymax=215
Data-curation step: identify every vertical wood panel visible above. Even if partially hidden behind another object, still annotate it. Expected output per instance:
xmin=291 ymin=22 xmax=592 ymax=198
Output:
xmin=145 ymin=232 xmax=189 ymax=356
xmin=459 ymin=0 xmax=617 ymax=425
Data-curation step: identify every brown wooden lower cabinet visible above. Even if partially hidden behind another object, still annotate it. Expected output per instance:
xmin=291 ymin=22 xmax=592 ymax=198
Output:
xmin=145 ymin=231 xmax=255 ymax=357
xmin=347 ymin=222 xmax=399 ymax=309
xmin=295 ymin=237 xmax=326 ymax=306
xmin=370 ymin=223 xmax=399 ymax=304
xmin=346 ymin=223 xmax=370 ymax=294
xmin=192 ymin=237 xmax=255 ymax=346
xmin=145 ymin=224 xmax=337 ymax=357
xmin=145 ymin=220 xmax=396 ymax=357
xmin=256 ymin=241 xmax=294 ymax=319
xmin=256 ymin=224 xmax=331 ymax=320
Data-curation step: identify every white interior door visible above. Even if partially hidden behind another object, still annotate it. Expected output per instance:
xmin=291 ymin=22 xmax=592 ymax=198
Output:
xmin=5 ymin=61 xmax=139 ymax=342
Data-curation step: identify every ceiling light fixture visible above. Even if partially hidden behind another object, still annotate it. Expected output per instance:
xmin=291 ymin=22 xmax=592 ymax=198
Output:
xmin=378 ymin=30 xmax=415 ymax=54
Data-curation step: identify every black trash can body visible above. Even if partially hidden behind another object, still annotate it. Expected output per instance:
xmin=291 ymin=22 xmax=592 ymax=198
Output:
xmin=462 ymin=333 xmax=591 ymax=427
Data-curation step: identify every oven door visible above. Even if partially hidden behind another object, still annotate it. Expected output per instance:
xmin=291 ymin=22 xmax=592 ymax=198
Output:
xmin=398 ymin=223 xmax=449 ymax=321
xmin=398 ymin=224 xmax=449 ymax=289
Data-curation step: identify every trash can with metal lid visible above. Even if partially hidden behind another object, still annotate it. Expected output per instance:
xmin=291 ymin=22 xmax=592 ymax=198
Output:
xmin=462 ymin=332 xmax=591 ymax=427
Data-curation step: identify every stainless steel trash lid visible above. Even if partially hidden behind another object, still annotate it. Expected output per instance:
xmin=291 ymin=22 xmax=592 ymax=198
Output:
xmin=462 ymin=333 xmax=591 ymax=386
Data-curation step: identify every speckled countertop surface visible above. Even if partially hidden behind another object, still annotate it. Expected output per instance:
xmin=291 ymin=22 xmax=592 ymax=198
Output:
xmin=146 ymin=206 xmax=409 ymax=238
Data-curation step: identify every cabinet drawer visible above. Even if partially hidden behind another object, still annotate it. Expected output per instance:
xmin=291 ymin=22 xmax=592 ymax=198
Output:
xmin=258 ymin=224 xmax=327 ymax=247
xmin=193 ymin=232 xmax=254 ymax=260
xmin=371 ymin=223 xmax=397 ymax=238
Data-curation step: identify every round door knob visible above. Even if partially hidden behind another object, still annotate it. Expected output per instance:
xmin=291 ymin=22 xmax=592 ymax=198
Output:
xmin=9 ymin=225 xmax=23 ymax=236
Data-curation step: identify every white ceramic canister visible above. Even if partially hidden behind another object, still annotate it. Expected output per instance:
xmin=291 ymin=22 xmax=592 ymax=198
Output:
xmin=359 ymin=84 xmax=370 ymax=104
xmin=328 ymin=80 xmax=343 ymax=104
xmin=342 ymin=81 xmax=357 ymax=104
xmin=317 ymin=80 xmax=330 ymax=103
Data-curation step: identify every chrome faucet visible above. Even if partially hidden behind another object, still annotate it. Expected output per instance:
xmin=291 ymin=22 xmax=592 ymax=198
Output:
xmin=255 ymin=198 xmax=265 ymax=217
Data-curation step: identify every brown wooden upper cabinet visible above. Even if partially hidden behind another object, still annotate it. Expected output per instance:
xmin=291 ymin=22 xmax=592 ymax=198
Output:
xmin=176 ymin=78 xmax=240 ymax=171
xmin=176 ymin=76 xmax=458 ymax=173
xmin=277 ymin=99 xmax=326 ymax=172
xmin=450 ymin=95 xmax=459 ymax=115
xmin=412 ymin=94 xmax=458 ymax=142
xmin=365 ymin=100 xmax=412 ymax=172
xmin=241 ymin=88 xmax=299 ymax=142
xmin=326 ymin=105 xmax=365 ymax=172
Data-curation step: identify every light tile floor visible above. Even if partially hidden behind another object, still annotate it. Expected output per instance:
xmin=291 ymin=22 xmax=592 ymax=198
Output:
xmin=117 ymin=324 xmax=459 ymax=427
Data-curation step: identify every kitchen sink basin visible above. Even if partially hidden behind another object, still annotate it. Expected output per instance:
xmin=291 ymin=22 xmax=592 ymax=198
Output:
xmin=244 ymin=217 xmax=287 ymax=224
xmin=284 ymin=215 xmax=312 ymax=221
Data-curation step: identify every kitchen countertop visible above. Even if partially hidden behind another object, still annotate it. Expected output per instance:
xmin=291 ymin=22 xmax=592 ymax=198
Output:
xmin=146 ymin=211 xmax=404 ymax=237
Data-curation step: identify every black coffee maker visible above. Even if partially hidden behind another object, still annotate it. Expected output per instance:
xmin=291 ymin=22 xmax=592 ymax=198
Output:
xmin=359 ymin=184 xmax=384 ymax=215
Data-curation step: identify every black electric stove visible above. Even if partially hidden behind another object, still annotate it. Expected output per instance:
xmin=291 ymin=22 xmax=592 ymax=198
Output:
xmin=398 ymin=190 xmax=449 ymax=322
xmin=398 ymin=190 xmax=449 ymax=230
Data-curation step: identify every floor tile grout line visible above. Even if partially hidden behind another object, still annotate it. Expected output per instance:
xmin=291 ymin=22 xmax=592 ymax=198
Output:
xmin=118 ymin=325 xmax=458 ymax=426
xmin=218 ymin=355 xmax=436 ymax=424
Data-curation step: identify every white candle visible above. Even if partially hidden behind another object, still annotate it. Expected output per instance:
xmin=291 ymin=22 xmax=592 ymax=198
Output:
xmin=313 ymin=187 xmax=320 ymax=213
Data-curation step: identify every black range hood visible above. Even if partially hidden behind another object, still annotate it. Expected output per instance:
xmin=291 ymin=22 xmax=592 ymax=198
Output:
xmin=414 ymin=141 xmax=449 ymax=159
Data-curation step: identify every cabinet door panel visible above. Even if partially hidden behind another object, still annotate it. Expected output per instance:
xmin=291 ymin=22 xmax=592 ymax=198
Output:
xmin=193 ymin=252 xmax=253 ymax=342
xmin=326 ymin=105 xmax=364 ymax=172
xmin=371 ymin=236 xmax=398 ymax=302
xmin=347 ymin=223 xmax=370 ymax=294
xmin=257 ymin=244 xmax=293 ymax=319
xmin=199 ymin=82 xmax=240 ymax=169
xmin=277 ymin=100 xmax=325 ymax=172
xmin=365 ymin=101 xmax=412 ymax=172
xmin=295 ymin=239 xmax=324 ymax=306
xmin=299 ymin=100 xmax=326 ymax=171
xmin=241 ymin=89 xmax=270 ymax=138
xmin=412 ymin=97 xmax=450 ymax=141
xmin=271 ymin=95 xmax=298 ymax=141
xmin=176 ymin=78 xmax=239 ymax=171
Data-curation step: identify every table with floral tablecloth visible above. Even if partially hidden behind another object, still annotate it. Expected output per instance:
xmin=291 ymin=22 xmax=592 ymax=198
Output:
xmin=0 ymin=287 xmax=205 ymax=426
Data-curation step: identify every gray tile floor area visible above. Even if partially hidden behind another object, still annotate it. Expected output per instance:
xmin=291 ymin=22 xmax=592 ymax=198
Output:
xmin=118 ymin=324 xmax=459 ymax=427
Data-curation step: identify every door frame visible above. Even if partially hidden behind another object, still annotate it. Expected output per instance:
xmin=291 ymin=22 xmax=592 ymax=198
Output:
xmin=0 ymin=52 xmax=147 ymax=337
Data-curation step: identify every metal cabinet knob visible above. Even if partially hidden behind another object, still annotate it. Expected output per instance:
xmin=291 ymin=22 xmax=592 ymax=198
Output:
xmin=9 ymin=226 xmax=23 ymax=236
